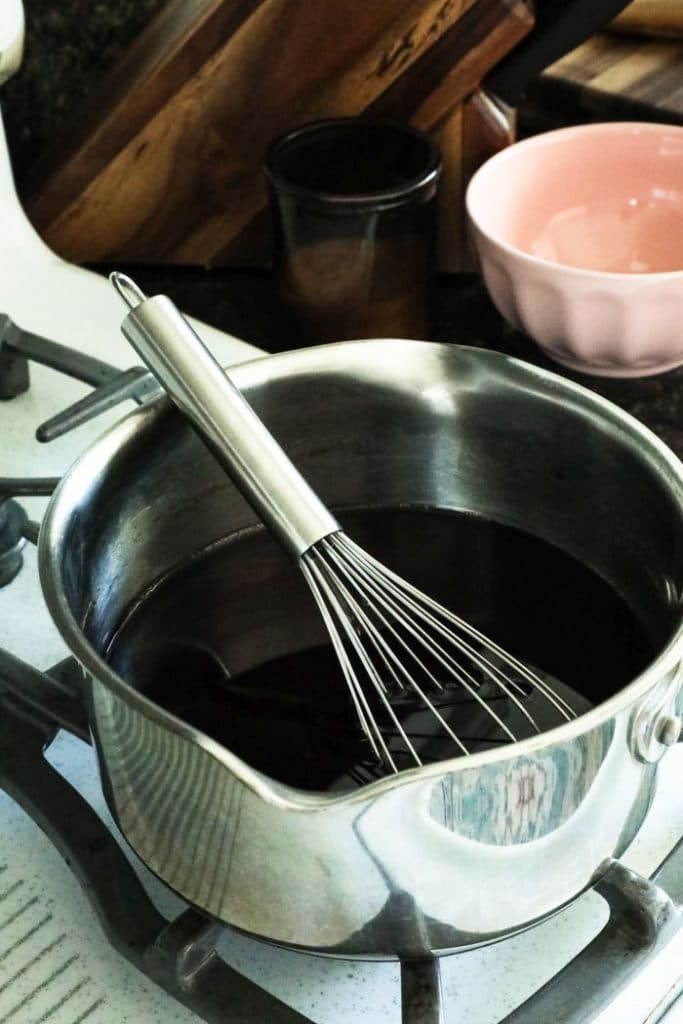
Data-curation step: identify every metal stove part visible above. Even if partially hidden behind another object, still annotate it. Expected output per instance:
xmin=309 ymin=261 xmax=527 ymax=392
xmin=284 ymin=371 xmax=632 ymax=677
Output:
xmin=401 ymin=960 xmax=444 ymax=1024
xmin=0 ymin=313 xmax=159 ymax=439
xmin=1 ymin=647 xmax=683 ymax=1024
xmin=0 ymin=313 xmax=117 ymax=395
xmin=37 ymin=365 xmax=159 ymax=442
xmin=507 ymin=859 xmax=683 ymax=1022
xmin=0 ymin=478 xmax=57 ymax=586
xmin=0 ymin=497 xmax=26 ymax=585
xmin=0 ymin=647 xmax=89 ymax=740
xmin=0 ymin=308 xmax=162 ymax=584
xmin=0 ymin=320 xmax=28 ymax=398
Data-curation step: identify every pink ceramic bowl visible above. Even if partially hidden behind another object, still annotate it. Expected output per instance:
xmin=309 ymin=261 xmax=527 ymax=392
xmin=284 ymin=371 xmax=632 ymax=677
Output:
xmin=466 ymin=122 xmax=683 ymax=377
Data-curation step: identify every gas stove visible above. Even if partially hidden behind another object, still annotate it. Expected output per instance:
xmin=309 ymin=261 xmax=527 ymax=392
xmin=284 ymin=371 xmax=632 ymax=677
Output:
xmin=2 ymin=59 xmax=683 ymax=1024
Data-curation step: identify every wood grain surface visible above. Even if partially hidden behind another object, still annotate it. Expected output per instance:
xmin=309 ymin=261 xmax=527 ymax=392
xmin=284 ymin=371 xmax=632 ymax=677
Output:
xmin=610 ymin=0 xmax=683 ymax=39
xmin=537 ymin=31 xmax=683 ymax=124
xmin=435 ymin=91 xmax=515 ymax=271
xmin=25 ymin=0 xmax=532 ymax=268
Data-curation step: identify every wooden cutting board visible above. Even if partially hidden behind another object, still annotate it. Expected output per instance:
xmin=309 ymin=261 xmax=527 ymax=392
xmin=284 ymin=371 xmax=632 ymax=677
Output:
xmin=610 ymin=0 xmax=683 ymax=39
xmin=532 ymin=31 xmax=683 ymax=126
xmin=23 ymin=0 xmax=533 ymax=270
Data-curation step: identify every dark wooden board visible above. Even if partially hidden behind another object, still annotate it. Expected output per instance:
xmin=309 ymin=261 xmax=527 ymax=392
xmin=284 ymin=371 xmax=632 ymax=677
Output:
xmin=24 ymin=0 xmax=532 ymax=268
xmin=533 ymin=31 xmax=683 ymax=125
xmin=610 ymin=1 xmax=683 ymax=39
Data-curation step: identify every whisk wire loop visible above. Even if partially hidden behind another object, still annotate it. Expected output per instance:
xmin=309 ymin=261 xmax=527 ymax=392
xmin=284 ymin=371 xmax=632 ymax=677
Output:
xmin=320 ymin=539 xmax=494 ymax=751
xmin=303 ymin=553 xmax=420 ymax=770
xmin=339 ymin=535 xmax=576 ymax=723
xmin=299 ymin=531 xmax=579 ymax=771
xmin=320 ymin=544 xmax=472 ymax=759
xmin=300 ymin=556 xmax=387 ymax=765
xmin=325 ymin=535 xmax=524 ymax=740
xmin=342 ymin=550 xmax=536 ymax=738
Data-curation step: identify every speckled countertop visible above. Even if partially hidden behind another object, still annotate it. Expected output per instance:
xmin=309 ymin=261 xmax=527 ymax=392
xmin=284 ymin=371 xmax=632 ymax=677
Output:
xmin=1 ymin=0 xmax=165 ymax=185
xmin=90 ymin=264 xmax=683 ymax=460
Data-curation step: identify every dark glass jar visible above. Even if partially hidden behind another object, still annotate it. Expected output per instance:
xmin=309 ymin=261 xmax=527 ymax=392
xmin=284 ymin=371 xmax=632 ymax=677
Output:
xmin=264 ymin=118 xmax=442 ymax=345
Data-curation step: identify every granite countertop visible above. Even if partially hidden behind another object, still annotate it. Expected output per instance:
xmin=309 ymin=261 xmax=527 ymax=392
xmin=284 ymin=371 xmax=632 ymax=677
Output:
xmin=93 ymin=264 xmax=683 ymax=461
xmin=2 ymin=0 xmax=165 ymax=188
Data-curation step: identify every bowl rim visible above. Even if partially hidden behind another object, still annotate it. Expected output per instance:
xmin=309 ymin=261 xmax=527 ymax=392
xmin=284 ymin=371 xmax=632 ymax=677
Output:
xmin=465 ymin=120 xmax=683 ymax=282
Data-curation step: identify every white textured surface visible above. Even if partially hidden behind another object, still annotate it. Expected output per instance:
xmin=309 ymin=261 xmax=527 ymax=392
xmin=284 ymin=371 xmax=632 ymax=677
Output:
xmin=0 ymin=103 xmax=682 ymax=1022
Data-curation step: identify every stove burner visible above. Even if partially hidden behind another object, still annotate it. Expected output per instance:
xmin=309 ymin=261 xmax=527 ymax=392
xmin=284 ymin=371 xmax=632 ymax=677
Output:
xmin=0 ymin=497 xmax=26 ymax=585
xmin=0 ymin=315 xmax=29 ymax=399
xmin=0 ymin=312 xmax=158 ymax=439
xmin=0 ymin=478 xmax=58 ymax=584
xmin=0 ymin=312 xmax=157 ymax=586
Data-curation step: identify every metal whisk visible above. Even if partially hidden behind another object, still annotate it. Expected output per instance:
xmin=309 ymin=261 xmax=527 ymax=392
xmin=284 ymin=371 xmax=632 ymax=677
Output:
xmin=111 ymin=273 xmax=578 ymax=774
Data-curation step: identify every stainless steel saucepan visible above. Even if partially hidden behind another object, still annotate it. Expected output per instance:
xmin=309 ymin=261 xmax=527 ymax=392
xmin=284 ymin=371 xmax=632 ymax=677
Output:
xmin=38 ymin=339 xmax=683 ymax=958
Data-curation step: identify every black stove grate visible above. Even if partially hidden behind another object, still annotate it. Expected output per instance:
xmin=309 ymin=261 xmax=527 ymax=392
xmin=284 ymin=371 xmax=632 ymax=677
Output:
xmin=0 ymin=313 xmax=158 ymax=588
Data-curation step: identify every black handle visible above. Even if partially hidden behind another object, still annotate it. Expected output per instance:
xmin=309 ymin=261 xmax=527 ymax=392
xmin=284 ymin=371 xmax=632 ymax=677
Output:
xmin=484 ymin=0 xmax=633 ymax=106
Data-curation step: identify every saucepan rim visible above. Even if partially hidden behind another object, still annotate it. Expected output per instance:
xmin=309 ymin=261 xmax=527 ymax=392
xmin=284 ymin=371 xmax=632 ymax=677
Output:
xmin=38 ymin=340 xmax=683 ymax=809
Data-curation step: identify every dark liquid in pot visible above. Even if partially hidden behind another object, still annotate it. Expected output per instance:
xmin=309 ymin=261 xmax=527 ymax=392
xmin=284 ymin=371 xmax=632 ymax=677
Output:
xmin=106 ymin=509 xmax=654 ymax=792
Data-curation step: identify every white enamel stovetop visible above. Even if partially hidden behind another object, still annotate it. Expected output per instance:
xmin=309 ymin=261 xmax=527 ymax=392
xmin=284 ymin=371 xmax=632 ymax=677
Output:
xmin=1 ymin=37 xmax=683 ymax=1024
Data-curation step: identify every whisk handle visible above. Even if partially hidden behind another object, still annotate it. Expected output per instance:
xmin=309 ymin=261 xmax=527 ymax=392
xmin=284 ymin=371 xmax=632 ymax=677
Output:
xmin=111 ymin=274 xmax=340 ymax=559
